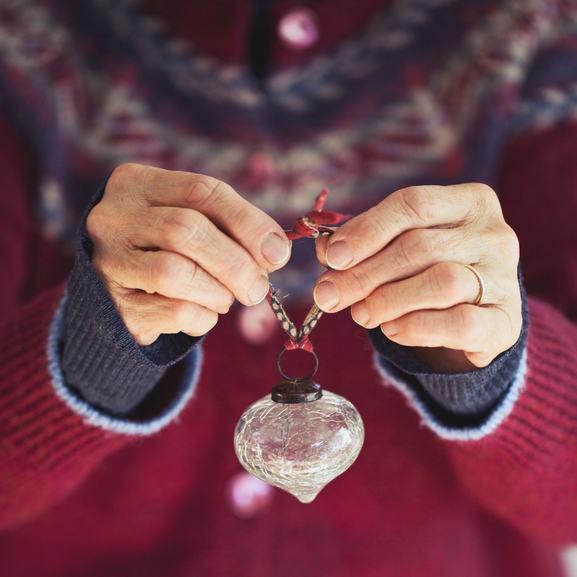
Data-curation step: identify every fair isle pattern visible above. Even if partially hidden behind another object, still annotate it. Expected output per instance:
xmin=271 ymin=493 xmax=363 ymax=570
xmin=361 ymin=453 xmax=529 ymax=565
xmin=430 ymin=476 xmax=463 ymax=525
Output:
xmin=512 ymin=83 xmax=577 ymax=132
xmin=96 ymin=0 xmax=458 ymax=112
xmin=1 ymin=0 xmax=577 ymax=238
xmin=94 ymin=0 xmax=577 ymax=117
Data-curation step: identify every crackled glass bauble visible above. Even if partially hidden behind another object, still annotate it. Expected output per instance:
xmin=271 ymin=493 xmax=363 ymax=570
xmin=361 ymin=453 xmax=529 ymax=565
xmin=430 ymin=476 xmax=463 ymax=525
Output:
xmin=234 ymin=390 xmax=364 ymax=503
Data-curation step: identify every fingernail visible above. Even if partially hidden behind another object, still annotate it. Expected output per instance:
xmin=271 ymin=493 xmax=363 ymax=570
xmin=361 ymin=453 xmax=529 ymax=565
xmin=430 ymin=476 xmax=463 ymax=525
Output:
xmin=381 ymin=320 xmax=398 ymax=336
xmin=261 ymin=233 xmax=290 ymax=265
xmin=351 ymin=302 xmax=370 ymax=326
xmin=248 ymin=275 xmax=269 ymax=305
xmin=326 ymin=241 xmax=353 ymax=270
xmin=314 ymin=281 xmax=340 ymax=311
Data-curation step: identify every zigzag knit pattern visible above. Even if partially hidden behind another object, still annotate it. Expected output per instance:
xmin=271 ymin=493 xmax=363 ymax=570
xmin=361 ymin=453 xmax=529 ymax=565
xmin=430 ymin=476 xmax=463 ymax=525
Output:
xmin=1 ymin=0 xmax=577 ymax=255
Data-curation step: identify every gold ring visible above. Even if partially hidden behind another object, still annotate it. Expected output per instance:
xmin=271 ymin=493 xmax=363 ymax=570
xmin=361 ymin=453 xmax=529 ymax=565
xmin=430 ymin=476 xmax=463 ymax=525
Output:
xmin=460 ymin=263 xmax=485 ymax=306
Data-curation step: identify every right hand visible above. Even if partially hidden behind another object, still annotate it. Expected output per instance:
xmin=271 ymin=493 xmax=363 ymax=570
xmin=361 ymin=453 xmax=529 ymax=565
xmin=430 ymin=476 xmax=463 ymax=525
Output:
xmin=86 ymin=163 xmax=291 ymax=345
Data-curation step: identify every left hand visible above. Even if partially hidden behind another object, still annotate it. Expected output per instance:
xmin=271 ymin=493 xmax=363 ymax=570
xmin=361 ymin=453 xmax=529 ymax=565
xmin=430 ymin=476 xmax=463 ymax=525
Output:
xmin=313 ymin=184 xmax=523 ymax=372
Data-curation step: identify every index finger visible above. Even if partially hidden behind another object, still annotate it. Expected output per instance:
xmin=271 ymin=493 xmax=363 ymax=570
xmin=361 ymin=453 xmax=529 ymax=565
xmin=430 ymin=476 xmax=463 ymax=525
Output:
xmin=320 ymin=184 xmax=497 ymax=270
xmin=109 ymin=163 xmax=292 ymax=272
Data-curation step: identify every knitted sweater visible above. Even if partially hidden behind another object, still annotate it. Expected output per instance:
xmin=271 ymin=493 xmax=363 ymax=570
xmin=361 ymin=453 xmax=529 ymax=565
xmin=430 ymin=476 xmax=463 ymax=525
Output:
xmin=1 ymin=0 xmax=577 ymax=575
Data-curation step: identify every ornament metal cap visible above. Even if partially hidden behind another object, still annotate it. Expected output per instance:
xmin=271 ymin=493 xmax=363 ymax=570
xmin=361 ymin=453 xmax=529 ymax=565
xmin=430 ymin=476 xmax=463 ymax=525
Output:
xmin=272 ymin=348 xmax=322 ymax=403
xmin=271 ymin=379 xmax=323 ymax=403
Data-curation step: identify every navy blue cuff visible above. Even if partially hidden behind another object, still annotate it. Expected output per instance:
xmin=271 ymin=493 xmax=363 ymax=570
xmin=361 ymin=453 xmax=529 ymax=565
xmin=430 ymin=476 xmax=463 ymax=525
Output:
xmin=368 ymin=276 xmax=529 ymax=428
xmin=59 ymin=180 xmax=201 ymax=416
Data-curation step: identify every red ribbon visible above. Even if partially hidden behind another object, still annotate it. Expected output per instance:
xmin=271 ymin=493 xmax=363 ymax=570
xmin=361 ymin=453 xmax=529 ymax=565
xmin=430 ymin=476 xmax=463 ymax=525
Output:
xmin=285 ymin=188 xmax=352 ymax=240
xmin=267 ymin=189 xmax=351 ymax=352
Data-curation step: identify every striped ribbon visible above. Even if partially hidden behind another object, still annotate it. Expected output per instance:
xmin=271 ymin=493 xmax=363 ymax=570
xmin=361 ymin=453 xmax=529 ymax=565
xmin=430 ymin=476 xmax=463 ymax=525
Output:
xmin=266 ymin=189 xmax=352 ymax=352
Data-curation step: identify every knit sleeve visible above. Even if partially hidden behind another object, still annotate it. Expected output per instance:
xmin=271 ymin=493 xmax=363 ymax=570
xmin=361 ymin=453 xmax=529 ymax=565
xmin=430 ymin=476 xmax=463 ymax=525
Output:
xmin=366 ymin=119 xmax=577 ymax=544
xmin=0 ymin=286 xmax=127 ymax=530
xmin=0 ymin=239 xmax=203 ymax=532
xmin=0 ymin=113 xmax=128 ymax=528
xmin=0 ymin=118 xmax=202 ymax=530
xmin=368 ymin=283 xmax=527 ymax=430
xmin=60 ymin=182 xmax=203 ymax=418
xmin=441 ymin=119 xmax=577 ymax=544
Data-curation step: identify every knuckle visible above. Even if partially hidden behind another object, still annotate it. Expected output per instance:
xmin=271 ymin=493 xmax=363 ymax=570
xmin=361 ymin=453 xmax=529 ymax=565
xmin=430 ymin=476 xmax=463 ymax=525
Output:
xmin=194 ymin=311 xmax=219 ymax=335
xmin=181 ymin=174 xmax=221 ymax=207
xmin=430 ymin=263 xmax=461 ymax=303
xmin=224 ymin=199 xmax=250 ymax=224
xmin=399 ymin=186 xmax=438 ymax=223
xmin=184 ymin=260 xmax=205 ymax=295
xmin=396 ymin=229 xmax=437 ymax=267
xmin=131 ymin=327 xmax=155 ymax=346
xmin=109 ymin=162 xmax=151 ymax=191
xmin=160 ymin=209 xmax=207 ymax=252
xmin=216 ymin=292 xmax=235 ymax=314
xmin=497 ymin=223 xmax=520 ymax=260
xmin=229 ymin=253 xmax=261 ymax=290
xmin=444 ymin=263 xmax=464 ymax=300
xmin=366 ymin=289 xmax=389 ymax=322
xmin=455 ymin=306 xmax=483 ymax=342
xmin=85 ymin=204 xmax=109 ymax=245
xmin=467 ymin=351 xmax=493 ymax=368
xmin=478 ymin=223 xmax=519 ymax=273
xmin=109 ymin=162 xmax=135 ymax=184
xmin=402 ymin=312 xmax=426 ymax=340
xmin=360 ymin=206 xmax=390 ymax=242
xmin=470 ymin=182 xmax=497 ymax=202
xmin=148 ymin=251 xmax=185 ymax=292
xmin=344 ymin=267 xmax=374 ymax=298
xmin=177 ymin=303 xmax=219 ymax=337
xmin=469 ymin=183 xmax=501 ymax=220
xmin=122 ymin=311 xmax=156 ymax=345
xmin=167 ymin=299 xmax=193 ymax=328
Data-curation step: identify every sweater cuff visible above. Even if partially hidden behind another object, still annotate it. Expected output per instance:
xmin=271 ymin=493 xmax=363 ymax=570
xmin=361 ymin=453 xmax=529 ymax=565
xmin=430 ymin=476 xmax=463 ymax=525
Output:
xmin=59 ymin=181 xmax=202 ymax=420
xmin=50 ymin=291 xmax=203 ymax=435
xmin=369 ymin=279 xmax=529 ymax=436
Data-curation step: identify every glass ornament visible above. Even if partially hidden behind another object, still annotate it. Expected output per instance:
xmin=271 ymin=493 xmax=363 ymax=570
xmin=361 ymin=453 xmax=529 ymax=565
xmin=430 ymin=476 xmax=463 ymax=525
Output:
xmin=234 ymin=350 xmax=365 ymax=503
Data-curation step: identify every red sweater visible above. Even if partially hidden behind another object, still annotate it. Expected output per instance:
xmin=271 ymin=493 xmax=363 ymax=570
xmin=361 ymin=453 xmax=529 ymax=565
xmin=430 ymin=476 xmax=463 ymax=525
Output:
xmin=1 ymin=1 xmax=577 ymax=575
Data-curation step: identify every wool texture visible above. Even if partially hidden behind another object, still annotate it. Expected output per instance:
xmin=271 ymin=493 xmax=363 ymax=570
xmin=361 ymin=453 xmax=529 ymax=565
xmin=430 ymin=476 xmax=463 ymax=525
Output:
xmin=1 ymin=0 xmax=577 ymax=576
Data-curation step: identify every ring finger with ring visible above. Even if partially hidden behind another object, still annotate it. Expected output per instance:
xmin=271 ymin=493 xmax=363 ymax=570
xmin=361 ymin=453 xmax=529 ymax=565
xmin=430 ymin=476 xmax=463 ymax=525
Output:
xmin=351 ymin=261 xmax=489 ymax=330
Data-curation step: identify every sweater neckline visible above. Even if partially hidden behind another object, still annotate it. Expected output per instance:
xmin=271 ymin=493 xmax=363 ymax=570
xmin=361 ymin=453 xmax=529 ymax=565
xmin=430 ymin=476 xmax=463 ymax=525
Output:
xmin=92 ymin=0 xmax=453 ymax=114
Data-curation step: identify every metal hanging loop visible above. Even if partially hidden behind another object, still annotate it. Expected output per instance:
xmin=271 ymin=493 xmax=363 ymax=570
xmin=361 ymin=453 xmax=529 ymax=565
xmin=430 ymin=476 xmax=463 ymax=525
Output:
xmin=272 ymin=348 xmax=322 ymax=404
xmin=276 ymin=347 xmax=319 ymax=381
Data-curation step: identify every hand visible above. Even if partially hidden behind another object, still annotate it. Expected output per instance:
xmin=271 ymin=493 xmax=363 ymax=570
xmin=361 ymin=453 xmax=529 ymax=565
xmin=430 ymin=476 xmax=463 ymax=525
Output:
xmin=86 ymin=163 xmax=291 ymax=345
xmin=313 ymin=184 xmax=522 ymax=372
